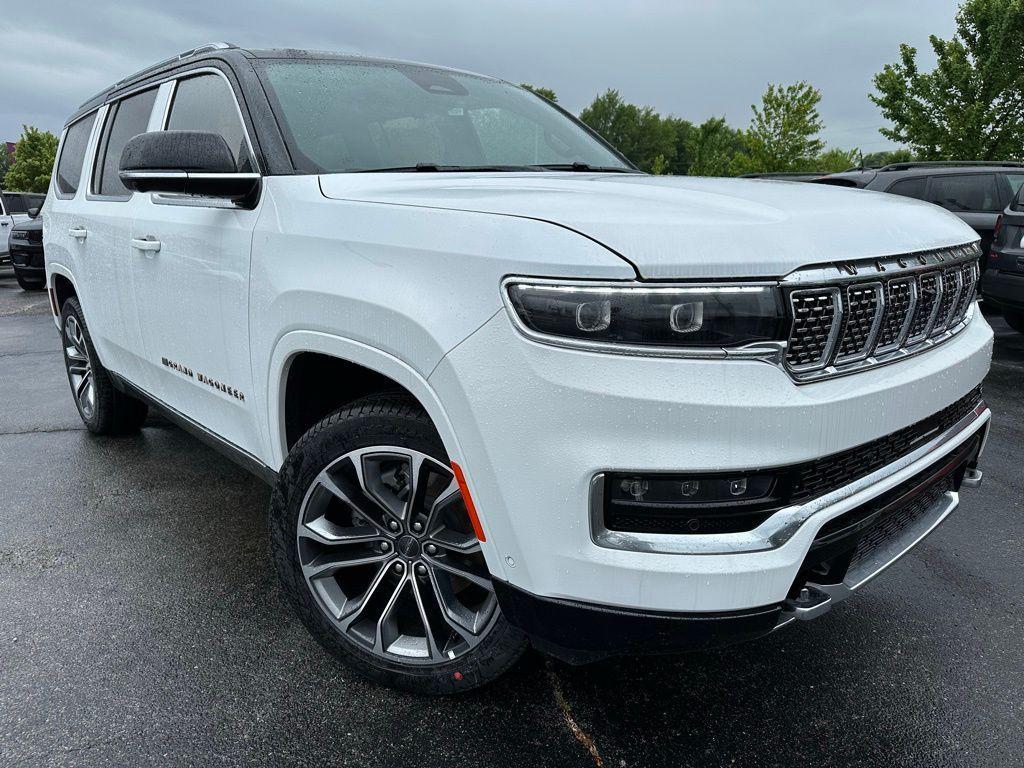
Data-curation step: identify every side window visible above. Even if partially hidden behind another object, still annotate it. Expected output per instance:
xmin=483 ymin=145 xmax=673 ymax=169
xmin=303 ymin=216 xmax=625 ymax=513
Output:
xmin=2 ymin=193 xmax=27 ymax=213
xmin=1001 ymin=173 xmax=1024 ymax=203
xmin=55 ymin=113 xmax=97 ymax=196
xmin=92 ymin=88 xmax=158 ymax=197
xmin=887 ymin=177 xmax=928 ymax=200
xmin=166 ymin=74 xmax=254 ymax=173
xmin=926 ymin=174 xmax=1000 ymax=212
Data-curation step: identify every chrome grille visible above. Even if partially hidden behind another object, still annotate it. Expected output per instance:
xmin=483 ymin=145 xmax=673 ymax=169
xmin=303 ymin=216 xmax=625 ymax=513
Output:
xmin=786 ymin=289 xmax=840 ymax=370
xmin=783 ymin=243 xmax=981 ymax=381
xmin=836 ymin=282 xmax=883 ymax=362
xmin=875 ymin=278 xmax=916 ymax=352
xmin=908 ymin=272 xmax=941 ymax=342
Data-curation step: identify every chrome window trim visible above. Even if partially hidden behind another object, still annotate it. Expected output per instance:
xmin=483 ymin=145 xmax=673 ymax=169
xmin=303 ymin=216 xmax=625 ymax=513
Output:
xmin=589 ymin=400 xmax=989 ymax=556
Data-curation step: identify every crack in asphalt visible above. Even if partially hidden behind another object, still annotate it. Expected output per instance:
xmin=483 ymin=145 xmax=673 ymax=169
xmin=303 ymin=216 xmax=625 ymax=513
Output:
xmin=0 ymin=426 xmax=86 ymax=436
xmin=546 ymin=661 xmax=604 ymax=767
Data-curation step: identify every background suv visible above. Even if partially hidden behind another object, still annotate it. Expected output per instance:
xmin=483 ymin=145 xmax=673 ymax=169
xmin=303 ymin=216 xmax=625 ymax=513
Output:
xmin=814 ymin=161 xmax=1024 ymax=264
xmin=1 ymin=191 xmax=45 ymax=273
xmin=43 ymin=43 xmax=993 ymax=694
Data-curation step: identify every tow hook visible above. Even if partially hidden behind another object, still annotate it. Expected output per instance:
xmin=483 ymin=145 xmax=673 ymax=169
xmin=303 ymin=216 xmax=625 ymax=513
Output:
xmin=783 ymin=585 xmax=833 ymax=621
xmin=962 ymin=467 xmax=984 ymax=488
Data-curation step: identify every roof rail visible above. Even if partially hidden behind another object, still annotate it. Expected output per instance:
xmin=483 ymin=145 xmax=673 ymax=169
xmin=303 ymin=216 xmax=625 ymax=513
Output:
xmin=110 ymin=42 xmax=237 ymax=90
xmin=878 ymin=160 xmax=1024 ymax=172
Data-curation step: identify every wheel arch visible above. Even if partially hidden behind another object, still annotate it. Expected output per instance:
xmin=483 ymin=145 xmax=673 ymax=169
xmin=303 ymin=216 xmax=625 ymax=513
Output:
xmin=268 ymin=330 xmax=465 ymax=472
xmin=48 ymin=267 xmax=80 ymax=327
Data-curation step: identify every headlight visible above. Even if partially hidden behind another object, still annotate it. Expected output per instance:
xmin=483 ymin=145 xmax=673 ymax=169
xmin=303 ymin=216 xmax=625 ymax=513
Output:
xmin=504 ymin=281 xmax=785 ymax=351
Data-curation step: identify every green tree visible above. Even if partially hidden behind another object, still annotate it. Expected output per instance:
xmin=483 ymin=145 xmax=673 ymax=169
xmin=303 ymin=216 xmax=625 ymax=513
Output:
xmin=732 ymin=82 xmax=826 ymax=174
xmin=520 ymin=83 xmax=558 ymax=102
xmin=3 ymin=126 xmax=59 ymax=192
xmin=871 ymin=0 xmax=1024 ymax=160
xmin=816 ymin=147 xmax=862 ymax=173
xmin=861 ymin=148 xmax=915 ymax=168
xmin=686 ymin=117 xmax=746 ymax=176
xmin=579 ymin=89 xmax=677 ymax=173
xmin=0 ymin=145 xmax=11 ymax=184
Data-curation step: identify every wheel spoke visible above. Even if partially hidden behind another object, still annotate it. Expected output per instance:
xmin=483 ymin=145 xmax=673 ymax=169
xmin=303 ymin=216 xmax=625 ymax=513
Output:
xmin=409 ymin=575 xmax=446 ymax=660
xmin=302 ymin=548 xmax=390 ymax=580
xmin=75 ymin=370 xmax=92 ymax=404
xmin=316 ymin=467 xmax=397 ymax=536
xmin=426 ymin=565 xmax=496 ymax=636
xmin=424 ymin=553 xmax=494 ymax=592
xmin=299 ymin=514 xmax=381 ymax=546
xmin=336 ymin=562 xmax=392 ymax=628
xmin=371 ymin=577 xmax=408 ymax=655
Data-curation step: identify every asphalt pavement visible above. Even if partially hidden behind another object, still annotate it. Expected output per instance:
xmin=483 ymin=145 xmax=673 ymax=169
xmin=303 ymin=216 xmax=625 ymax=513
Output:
xmin=0 ymin=275 xmax=1021 ymax=767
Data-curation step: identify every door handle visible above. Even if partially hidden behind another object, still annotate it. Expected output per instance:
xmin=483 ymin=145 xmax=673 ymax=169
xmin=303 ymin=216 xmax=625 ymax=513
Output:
xmin=69 ymin=227 xmax=88 ymax=240
xmin=130 ymin=237 xmax=162 ymax=253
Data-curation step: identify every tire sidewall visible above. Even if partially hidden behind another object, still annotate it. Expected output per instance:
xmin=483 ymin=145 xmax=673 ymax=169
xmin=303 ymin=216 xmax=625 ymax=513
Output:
xmin=269 ymin=399 xmax=526 ymax=695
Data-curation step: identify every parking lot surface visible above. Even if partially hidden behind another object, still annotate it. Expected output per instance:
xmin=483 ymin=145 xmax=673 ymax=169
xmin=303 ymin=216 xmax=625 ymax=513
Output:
xmin=1 ymin=276 xmax=1022 ymax=767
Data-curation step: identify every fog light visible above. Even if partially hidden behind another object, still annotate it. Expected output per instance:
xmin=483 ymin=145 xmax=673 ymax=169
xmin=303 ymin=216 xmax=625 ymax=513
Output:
xmin=680 ymin=479 xmax=700 ymax=497
xmin=729 ymin=478 xmax=748 ymax=496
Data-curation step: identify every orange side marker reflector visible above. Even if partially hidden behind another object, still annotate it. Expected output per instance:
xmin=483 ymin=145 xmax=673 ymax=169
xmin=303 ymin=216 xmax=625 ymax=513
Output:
xmin=48 ymin=287 xmax=59 ymax=317
xmin=451 ymin=461 xmax=486 ymax=542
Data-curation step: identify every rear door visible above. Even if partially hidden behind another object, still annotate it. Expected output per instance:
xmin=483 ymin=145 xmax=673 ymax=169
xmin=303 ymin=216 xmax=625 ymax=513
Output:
xmin=924 ymin=173 xmax=1002 ymax=257
xmin=130 ymin=70 xmax=263 ymax=455
xmin=79 ymin=87 xmax=162 ymax=384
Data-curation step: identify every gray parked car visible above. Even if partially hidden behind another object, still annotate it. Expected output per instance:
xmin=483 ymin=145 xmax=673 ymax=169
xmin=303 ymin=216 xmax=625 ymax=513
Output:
xmin=814 ymin=161 xmax=1024 ymax=266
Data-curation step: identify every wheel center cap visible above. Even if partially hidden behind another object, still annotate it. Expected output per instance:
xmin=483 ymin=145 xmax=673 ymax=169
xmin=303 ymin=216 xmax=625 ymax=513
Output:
xmin=397 ymin=535 xmax=420 ymax=558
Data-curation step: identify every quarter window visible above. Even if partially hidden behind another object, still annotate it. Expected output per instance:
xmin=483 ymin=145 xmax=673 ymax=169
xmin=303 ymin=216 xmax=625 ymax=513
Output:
xmin=926 ymin=174 xmax=1000 ymax=212
xmin=92 ymin=88 xmax=158 ymax=197
xmin=166 ymin=74 xmax=253 ymax=173
xmin=55 ymin=114 xmax=96 ymax=196
xmin=886 ymin=177 xmax=927 ymax=200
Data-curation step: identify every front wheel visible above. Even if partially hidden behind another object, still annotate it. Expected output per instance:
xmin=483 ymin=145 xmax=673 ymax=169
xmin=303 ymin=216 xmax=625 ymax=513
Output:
xmin=1004 ymin=308 xmax=1024 ymax=334
xmin=269 ymin=394 xmax=527 ymax=694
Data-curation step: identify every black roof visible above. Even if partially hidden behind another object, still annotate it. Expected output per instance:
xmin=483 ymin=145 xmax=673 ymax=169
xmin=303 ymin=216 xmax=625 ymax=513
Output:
xmin=67 ymin=43 xmax=496 ymax=127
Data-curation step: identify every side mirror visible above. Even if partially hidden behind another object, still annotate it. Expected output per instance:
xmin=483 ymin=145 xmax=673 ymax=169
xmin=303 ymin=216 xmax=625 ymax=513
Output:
xmin=27 ymin=207 xmax=40 ymax=218
xmin=119 ymin=131 xmax=259 ymax=203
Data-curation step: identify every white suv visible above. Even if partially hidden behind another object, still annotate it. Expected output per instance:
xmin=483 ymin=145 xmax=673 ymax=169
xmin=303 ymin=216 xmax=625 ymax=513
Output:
xmin=44 ymin=44 xmax=993 ymax=694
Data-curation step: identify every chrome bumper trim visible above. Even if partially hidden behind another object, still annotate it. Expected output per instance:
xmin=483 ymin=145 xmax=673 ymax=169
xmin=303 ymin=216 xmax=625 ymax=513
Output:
xmin=776 ymin=489 xmax=959 ymax=628
xmin=590 ymin=400 xmax=989 ymax=556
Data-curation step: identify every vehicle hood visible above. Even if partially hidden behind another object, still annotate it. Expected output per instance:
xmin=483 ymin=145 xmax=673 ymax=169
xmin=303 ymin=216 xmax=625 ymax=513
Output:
xmin=319 ymin=173 xmax=977 ymax=279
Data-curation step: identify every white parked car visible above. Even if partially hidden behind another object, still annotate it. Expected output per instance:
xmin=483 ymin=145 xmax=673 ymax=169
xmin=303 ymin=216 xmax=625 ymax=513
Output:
xmin=44 ymin=44 xmax=993 ymax=694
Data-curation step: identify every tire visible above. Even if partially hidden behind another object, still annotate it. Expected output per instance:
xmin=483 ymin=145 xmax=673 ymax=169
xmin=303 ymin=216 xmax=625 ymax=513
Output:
xmin=15 ymin=272 xmax=45 ymax=291
xmin=270 ymin=393 xmax=527 ymax=695
xmin=60 ymin=297 xmax=149 ymax=434
xmin=1004 ymin=308 xmax=1024 ymax=334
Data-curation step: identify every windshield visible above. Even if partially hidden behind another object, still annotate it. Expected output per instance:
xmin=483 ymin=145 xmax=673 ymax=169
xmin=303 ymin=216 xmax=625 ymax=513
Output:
xmin=256 ymin=59 xmax=633 ymax=173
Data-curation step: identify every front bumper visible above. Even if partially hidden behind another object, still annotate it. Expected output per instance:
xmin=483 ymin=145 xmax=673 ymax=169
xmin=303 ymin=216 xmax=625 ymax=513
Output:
xmin=430 ymin=307 xmax=992 ymax=617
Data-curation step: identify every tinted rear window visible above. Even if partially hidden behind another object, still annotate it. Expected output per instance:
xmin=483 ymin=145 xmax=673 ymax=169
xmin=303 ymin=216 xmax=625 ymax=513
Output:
xmin=55 ymin=114 xmax=96 ymax=196
xmin=886 ymin=177 xmax=928 ymax=200
xmin=927 ymin=174 xmax=1000 ymax=212
xmin=92 ymin=88 xmax=158 ymax=197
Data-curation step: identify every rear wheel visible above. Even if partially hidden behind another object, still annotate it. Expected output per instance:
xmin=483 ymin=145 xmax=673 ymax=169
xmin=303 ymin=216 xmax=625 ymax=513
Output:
xmin=270 ymin=393 xmax=527 ymax=694
xmin=1004 ymin=308 xmax=1024 ymax=334
xmin=60 ymin=297 xmax=148 ymax=434
xmin=15 ymin=272 xmax=45 ymax=291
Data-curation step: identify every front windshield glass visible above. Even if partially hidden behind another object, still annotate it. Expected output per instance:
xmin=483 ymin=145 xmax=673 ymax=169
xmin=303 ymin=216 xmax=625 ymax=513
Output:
xmin=256 ymin=59 xmax=633 ymax=173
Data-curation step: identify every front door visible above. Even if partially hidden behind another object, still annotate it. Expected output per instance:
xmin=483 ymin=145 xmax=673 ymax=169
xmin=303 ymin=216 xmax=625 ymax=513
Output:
xmin=130 ymin=71 xmax=263 ymax=456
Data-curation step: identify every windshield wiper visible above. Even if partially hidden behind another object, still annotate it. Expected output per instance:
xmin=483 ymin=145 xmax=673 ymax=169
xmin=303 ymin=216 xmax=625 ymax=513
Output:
xmin=354 ymin=163 xmax=540 ymax=173
xmin=530 ymin=162 xmax=639 ymax=173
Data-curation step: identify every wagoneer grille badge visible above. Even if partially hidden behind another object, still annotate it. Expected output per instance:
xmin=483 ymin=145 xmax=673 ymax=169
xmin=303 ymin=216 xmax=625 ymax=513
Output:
xmin=781 ymin=243 xmax=981 ymax=382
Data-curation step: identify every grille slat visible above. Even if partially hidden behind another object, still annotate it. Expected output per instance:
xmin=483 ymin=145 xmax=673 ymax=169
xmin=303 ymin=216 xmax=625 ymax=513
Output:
xmin=875 ymin=278 xmax=916 ymax=351
xmin=836 ymin=283 xmax=883 ymax=362
xmin=784 ymin=244 xmax=980 ymax=380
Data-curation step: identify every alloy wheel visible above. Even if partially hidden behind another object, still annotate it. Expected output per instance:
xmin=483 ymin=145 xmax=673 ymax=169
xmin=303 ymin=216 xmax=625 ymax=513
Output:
xmin=64 ymin=314 xmax=95 ymax=419
xmin=296 ymin=447 xmax=497 ymax=664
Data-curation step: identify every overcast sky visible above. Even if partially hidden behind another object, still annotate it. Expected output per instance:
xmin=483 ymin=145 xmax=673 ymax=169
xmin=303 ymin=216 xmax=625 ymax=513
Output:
xmin=2 ymin=1 xmax=958 ymax=153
